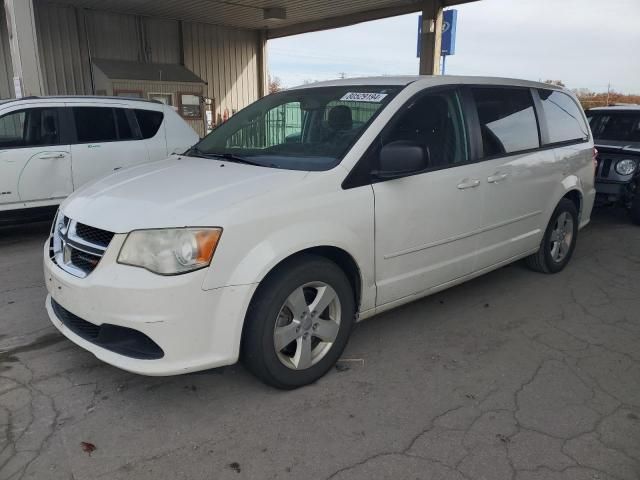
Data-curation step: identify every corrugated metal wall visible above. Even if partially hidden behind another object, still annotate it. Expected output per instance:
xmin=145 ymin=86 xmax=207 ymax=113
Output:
xmin=183 ymin=22 xmax=261 ymax=117
xmin=35 ymin=2 xmax=92 ymax=95
xmin=0 ymin=7 xmax=15 ymax=99
xmin=30 ymin=1 xmax=265 ymax=114
xmin=143 ymin=18 xmax=181 ymax=64
xmin=84 ymin=9 xmax=142 ymax=62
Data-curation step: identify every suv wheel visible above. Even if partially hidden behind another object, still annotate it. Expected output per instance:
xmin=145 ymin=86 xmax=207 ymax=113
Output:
xmin=241 ymin=255 xmax=355 ymax=389
xmin=526 ymin=198 xmax=579 ymax=274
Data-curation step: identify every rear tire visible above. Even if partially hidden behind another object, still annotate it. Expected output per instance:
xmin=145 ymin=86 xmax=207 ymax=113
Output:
xmin=241 ymin=255 xmax=355 ymax=389
xmin=526 ymin=198 xmax=578 ymax=274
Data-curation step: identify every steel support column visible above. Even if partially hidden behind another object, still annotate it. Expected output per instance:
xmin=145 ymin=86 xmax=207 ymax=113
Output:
xmin=419 ymin=0 xmax=444 ymax=76
xmin=3 ymin=0 xmax=44 ymax=96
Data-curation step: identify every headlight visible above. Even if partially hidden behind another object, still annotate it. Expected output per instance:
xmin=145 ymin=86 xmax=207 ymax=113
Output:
xmin=615 ymin=159 xmax=637 ymax=176
xmin=118 ymin=228 xmax=222 ymax=275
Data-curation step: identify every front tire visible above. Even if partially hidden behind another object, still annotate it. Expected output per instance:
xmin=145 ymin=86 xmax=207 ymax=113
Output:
xmin=526 ymin=198 xmax=578 ymax=274
xmin=241 ymin=255 xmax=355 ymax=389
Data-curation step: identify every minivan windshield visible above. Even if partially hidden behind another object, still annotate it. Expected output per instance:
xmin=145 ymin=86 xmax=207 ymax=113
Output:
xmin=188 ymin=85 xmax=402 ymax=171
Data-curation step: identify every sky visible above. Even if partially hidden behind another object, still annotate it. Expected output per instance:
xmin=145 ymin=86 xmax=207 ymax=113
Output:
xmin=268 ymin=0 xmax=640 ymax=94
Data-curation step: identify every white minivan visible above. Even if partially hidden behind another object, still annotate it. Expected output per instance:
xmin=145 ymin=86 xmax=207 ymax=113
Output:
xmin=44 ymin=77 xmax=595 ymax=388
xmin=0 ymin=96 xmax=198 ymax=223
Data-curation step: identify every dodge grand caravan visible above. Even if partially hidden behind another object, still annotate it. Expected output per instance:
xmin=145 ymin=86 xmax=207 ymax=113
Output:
xmin=0 ymin=96 xmax=198 ymax=224
xmin=45 ymin=76 xmax=596 ymax=388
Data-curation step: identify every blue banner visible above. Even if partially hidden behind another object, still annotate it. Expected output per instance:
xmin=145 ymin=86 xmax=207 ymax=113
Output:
xmin=417 ymin=10 xmax=458 ymax=58
xmin=442 ymin=9 xmax=457 ymax=56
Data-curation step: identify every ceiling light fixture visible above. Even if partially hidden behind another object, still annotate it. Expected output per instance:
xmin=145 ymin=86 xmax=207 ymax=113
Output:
xmin=263 ymin=7 xmax=286 ymax=21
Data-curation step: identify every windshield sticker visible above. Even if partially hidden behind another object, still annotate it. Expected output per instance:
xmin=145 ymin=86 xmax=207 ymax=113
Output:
xmin=340 ymin=92 xmax=388 ymax=103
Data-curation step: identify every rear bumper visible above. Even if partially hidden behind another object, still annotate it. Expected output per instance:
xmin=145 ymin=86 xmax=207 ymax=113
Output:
xmin=44 ymin=242 xmax=257 ymax=376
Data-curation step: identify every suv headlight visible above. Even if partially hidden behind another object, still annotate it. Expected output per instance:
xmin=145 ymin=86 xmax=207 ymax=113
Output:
xmin=118 ymin=228 xmax=222 ymax=275
xmin=615 ymin=159 xmax=637 ymax=176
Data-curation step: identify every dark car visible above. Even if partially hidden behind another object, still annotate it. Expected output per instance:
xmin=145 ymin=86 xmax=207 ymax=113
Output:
xmin=586 ymin=106 xmax=640 ymax=224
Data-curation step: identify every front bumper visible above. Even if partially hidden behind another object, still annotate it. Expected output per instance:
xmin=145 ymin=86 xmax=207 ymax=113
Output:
xmin=44 ymin=240 xmax=257 ymax=376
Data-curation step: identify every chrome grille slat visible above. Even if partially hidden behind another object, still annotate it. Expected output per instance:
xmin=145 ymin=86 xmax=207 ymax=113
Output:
xmin=50 ymin=215 xmax=114 ymax=278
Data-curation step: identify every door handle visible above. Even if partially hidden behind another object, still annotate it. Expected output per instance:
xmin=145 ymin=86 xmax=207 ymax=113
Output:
xmin=487 ymin=173 xmax=509 ymax=183
xmin=39 ymin=153 xmax=66 ymax=160
xmin=457 ymin=179 xmax=481 ymax=190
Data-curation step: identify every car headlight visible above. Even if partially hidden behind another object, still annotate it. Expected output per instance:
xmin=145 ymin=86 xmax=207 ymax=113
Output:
xmin=118 ymin=228 xmax=222 ymax=275
xmin=615 ymin=159 xmax=637 ymax=176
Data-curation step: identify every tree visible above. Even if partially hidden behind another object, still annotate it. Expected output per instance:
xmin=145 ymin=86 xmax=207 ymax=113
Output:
xmin=268 ymin=76 xmax=283 ymax=94
xmin=544 ymin=79 xmax=566 ymax=88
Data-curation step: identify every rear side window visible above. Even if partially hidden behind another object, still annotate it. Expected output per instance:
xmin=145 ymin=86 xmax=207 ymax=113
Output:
xmin=472 ymin=87 xmax=540 ymax=157
xmin=0 ymin=108 xmax=61 ymax=148
xmin=538 ymin=90 xmax=589 ymax=144
xmin=134 ymin=109 xmax=164 ymax=139
xmin=73 ymin=107 xmax=117 ymax=143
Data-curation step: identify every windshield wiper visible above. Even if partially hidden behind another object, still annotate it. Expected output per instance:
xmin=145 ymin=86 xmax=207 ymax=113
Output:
xmin=184 ymin=148 xmax=272 ymax=167
xmin=184 ymin=146 xmax=211 ymax=158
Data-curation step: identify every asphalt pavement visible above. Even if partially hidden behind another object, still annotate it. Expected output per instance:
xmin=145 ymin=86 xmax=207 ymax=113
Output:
xmin=1 ymin=208 xmax=639 ymax=480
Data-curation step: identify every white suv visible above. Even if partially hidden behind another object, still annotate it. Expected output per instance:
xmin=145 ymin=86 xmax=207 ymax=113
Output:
xmin=0 ymin=96 xmax=198 ymax=223
xmin=44 ymin=77 xmax=596 ymax=388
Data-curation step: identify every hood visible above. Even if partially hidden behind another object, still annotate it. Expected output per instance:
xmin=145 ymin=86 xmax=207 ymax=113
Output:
xmin=61 ymin=156 xmax=308 ymax=233
xmin=595 ymin=141 xmax=640 ymax=153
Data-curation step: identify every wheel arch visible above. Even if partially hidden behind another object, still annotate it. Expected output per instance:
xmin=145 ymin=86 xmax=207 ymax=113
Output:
xmin=252 ymin=246 xmax=363 ymax=314
xmin=562 ymin=189 xmax=583 ymax=222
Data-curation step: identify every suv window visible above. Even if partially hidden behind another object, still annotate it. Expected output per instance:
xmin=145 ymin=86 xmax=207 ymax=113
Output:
xmin=134 ymin=109 xmax=164 ymax=139
xmin=0 ymin=108 xmax=61 ymax=148
xmin=586 ymin=112 xmax=640 ymax=142
xmin=73 ymin=107 xmax=117 ymax=143
xmin=114 ymin=108 xmax=135 ymax=140
xmin=380 ymin=89 xmax=468 ymax=168
xmin=538 ymin=90 xmax=589 ymax=144
xmin=472 ymin=87 xmax=539 ymax=156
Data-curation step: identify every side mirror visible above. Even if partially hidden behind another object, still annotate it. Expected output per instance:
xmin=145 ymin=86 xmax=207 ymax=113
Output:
xmin=373 ymin=140 xmax=429 ymax=180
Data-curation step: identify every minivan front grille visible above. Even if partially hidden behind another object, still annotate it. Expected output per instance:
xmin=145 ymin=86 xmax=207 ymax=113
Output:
xmin=75 ymin=222 xmax=115 ymax=248
xmin=50 ymin=215 xmax=114 ymax=278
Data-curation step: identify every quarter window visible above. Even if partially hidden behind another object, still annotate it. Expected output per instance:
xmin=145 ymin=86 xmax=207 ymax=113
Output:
xmin=73 ymin=107 xmax=118 ymax=143
xmin=134 ymin=109 xmax=164 ymax=139
xmin=538 ymin=90 xmax=589 ymax=144
xmin=0 ymin=108 xmax=61 ymax=148
xmin=472 ymin=87 xmax=540 ymax=156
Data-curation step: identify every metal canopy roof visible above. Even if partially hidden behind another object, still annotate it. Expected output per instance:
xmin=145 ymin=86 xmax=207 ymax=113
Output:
xmin=42 ymin=0 xmax=478 ymax=38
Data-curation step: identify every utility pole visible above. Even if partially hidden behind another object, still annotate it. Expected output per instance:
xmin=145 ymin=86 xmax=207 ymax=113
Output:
xmin=338 ymin=72 xmax=346 ymax=79
xmin=606 ymin=82 xmax=611 ymax=106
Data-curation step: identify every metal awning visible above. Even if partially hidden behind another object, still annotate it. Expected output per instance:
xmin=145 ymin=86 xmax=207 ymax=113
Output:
xmin=92 ymin=59 xmax=205 ymax=83
xmin=41 ymin=0 xmax=478 ymax=38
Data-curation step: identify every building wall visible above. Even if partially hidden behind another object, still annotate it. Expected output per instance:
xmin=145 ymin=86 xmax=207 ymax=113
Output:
xmin=35 ymin=2 xmax=92 ymax=95
xmin=84 ymin=9 xmax=142 ymax=62
xmin=143 ymin=17 xmax=181 ymax=64
xmin=183 ymin=22 xmax=261 ymax=118
xmin=28 ymin=1 xmax=265 ymax=120
xmin=0 ymin=7 xmax=15 ymax=98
